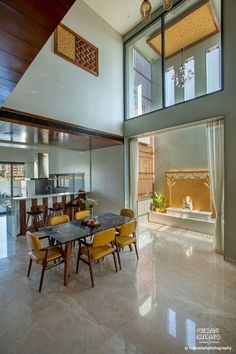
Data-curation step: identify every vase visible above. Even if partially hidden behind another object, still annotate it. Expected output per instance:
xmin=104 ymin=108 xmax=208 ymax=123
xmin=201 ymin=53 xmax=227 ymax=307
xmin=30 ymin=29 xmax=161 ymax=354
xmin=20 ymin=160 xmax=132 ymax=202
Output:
xmin=88 ymin=206 xmax=93 ymax=219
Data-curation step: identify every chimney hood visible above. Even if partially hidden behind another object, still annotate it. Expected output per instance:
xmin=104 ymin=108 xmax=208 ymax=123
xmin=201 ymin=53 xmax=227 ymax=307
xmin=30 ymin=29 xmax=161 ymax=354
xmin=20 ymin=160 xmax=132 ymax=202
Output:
xmin=33 ymin=153 xmax=49 ymax=179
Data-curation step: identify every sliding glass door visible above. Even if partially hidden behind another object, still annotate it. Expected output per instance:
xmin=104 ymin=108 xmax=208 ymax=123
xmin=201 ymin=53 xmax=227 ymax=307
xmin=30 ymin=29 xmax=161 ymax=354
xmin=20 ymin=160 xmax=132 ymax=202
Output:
xmin=0 ymin=162 xmax=25 ymax=214
xmin=0 ymin=163 xmax=12 ymax=215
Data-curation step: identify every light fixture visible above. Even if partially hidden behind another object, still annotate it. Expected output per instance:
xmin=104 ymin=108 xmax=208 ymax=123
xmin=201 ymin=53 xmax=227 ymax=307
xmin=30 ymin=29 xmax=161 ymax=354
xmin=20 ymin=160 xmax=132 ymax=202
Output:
xmin=172 ymin=49 xmax=194 ymax=88
xmin=163 ymin=0 xmax=174 ymax=11
xmin=140 ymin=0 xmax=152 ymax=22
xmin=140 ymin=0 xmax=174 ymax=23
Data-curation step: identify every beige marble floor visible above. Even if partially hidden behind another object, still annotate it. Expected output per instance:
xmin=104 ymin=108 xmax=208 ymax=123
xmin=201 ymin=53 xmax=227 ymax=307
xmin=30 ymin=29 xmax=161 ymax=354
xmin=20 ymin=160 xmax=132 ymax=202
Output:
xmin=0 ymin=218 xmax=235 ymax=354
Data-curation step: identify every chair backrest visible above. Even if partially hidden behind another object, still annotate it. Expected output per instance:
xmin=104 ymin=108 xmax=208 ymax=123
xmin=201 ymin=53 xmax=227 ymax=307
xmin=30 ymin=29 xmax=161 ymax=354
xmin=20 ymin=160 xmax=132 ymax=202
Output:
xmin=75 ymin=210 xmax=89 ymax=221
xmin=48 ymin=214 xmax=70 ymax=226
xmin=26 ymin=231 xmax=43 ymax=251
xmin=31 ymin=204 xmax=46 ymax=212
xmin=119 ymin=221 xmax=137 ymax=238
xmin=120 ymin=208 xmax=135 ymax=218
xmin=93 ymin=228 xmax=115 ymax=248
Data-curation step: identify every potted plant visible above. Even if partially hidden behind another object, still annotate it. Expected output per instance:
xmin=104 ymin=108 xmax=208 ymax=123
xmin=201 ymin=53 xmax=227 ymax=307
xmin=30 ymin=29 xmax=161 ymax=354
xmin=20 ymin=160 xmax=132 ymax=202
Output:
xmin=82 ymin=198 xmax=98 ymax=219
xmin=153 ymin=192 xmax=166 ymax=213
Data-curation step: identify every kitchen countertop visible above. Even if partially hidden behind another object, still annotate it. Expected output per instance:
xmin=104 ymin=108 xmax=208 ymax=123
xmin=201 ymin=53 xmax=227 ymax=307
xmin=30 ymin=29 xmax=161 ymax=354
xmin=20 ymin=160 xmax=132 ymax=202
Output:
xmin=12 ymin=191 xmax=87 ymax=201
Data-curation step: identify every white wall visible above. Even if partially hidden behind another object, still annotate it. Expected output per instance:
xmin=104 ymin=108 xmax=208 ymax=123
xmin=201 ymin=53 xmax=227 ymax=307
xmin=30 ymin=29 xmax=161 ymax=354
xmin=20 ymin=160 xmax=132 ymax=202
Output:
xmin=4 ymin=1 xmax=123 ymax=135
xmin=154 ymin=125 xmax=208 ymax=192
xmin=124 ymin=0 xmax=236 ymax=261
xmin=91 ymin=145 xmax=124 ymax=214
xmin=49 ymin=149 xmax=90 ymax=191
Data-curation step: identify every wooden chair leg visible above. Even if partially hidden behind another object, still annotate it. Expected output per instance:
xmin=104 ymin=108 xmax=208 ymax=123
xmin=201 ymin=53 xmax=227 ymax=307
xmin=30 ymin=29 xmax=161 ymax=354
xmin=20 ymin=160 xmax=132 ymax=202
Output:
xmin=129 ymin=244 xmax=133 ymax=252
xmin=87 ymin=249 xmax=94 ymax=287
xmin=76 ymin=242 xmax=82 ymax=274
xmin=112 ymin=252 xmax=118 ymax=272
xmin=134 ymin=242 xmax=139 ymax=260
xmin=27 ymin=258 xmax=32 ymax=277
xmin=116 ymin=247 xmax=122 ymax=270
xmin=39 ymin=264 xmax=46 ymax=292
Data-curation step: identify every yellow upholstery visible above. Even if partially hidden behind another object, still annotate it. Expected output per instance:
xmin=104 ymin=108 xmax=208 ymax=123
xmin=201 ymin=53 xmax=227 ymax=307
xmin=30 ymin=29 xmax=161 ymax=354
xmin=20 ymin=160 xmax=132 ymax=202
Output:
xmin=93 ymin=228 xmax=115 ymax=247
xmin=120 ymin=208 xmax=135 ymax=218
xmin=28 ymin=247 xmax=63 ymax=264
xmin=81 ymin=228 xmax=116 ymax=261
xmin=48 ymin=214 xmax=70 ymax=226
xmin=75 ymin=210 xmax=89 ymax=220
xmin=26 ymin=232 xmax=64 ymax=264
xmin=31 ymin=234 xmax=43 ymax=251
xmin=116 ymin=221 xmax=137 ymax=248
xmin=81 ymin=245 xmax=115 ymax=261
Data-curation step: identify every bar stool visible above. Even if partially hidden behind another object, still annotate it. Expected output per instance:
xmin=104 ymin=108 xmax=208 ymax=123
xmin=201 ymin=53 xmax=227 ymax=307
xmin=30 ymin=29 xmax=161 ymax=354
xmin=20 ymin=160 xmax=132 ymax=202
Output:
xmin=25 ymin=210 xmax=44 ymax=233
xmin=48 ymin=203 xmax=64 ymax=217
xmin=65 ymin=202 xmax=80 ymax=221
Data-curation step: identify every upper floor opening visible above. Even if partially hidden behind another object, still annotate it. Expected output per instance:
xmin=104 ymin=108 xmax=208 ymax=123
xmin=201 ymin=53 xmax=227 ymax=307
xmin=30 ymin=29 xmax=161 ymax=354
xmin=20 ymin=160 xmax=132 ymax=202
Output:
xmin=124 ymin=0 xmax=222 ymax=120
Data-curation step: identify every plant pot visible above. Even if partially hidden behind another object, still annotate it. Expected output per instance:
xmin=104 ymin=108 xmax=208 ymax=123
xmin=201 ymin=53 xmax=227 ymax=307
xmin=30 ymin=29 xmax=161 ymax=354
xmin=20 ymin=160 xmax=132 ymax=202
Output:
xmin=155 ymin=207 xmax=166 ymax=213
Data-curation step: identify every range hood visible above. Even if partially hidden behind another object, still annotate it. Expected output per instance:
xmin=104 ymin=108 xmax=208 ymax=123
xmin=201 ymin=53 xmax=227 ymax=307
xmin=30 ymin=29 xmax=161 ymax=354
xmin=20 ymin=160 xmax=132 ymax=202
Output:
xmin=33 ymin=153 xmax=49 ymax=179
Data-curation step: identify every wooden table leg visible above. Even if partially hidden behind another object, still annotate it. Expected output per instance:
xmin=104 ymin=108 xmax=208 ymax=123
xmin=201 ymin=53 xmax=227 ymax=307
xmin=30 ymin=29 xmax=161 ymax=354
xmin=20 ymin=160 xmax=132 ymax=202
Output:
xmin=64 ymin=241 xmax=72 ymax=286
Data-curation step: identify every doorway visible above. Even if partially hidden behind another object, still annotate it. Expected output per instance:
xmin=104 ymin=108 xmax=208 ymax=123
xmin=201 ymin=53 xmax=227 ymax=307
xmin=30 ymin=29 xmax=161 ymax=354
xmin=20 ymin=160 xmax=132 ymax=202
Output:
xmin=0 ymin=162 xmax=25 ymax=259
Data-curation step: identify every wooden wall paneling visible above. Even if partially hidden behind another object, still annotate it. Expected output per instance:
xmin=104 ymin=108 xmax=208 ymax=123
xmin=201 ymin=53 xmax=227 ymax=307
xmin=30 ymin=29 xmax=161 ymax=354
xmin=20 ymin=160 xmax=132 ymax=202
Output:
xmin=53 ymin=197 xmax=57 ymax=206
xmin=62 ymin=195 xmax=67 ymax=209
xmin=138 ymin=143 xmax=154 ymax=201
xmin=31 ymin=198 xmax=37 ymax=207
xmin=19 ymin=199 xmax=26 ymax=236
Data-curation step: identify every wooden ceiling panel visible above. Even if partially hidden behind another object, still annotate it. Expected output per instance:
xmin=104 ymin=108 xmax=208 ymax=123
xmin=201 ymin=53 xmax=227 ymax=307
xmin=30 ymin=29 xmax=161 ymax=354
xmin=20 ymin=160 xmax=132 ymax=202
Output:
xmin=0 ymin=0 xmax=75 ymax=31
xmin=0 ymin=51 xmax=28 ymax=74
xmin=0 ymin=65 xmax=21 ymax=83
xmin=147 ymin=0 xmax=220 ymax=59
xmin=0 ymin=29 xmax=39 ymax=62
xmin=0 ymin=2 xmax=50 ymax=48
xmin=0 ymin=0 xmax=76 ymax=105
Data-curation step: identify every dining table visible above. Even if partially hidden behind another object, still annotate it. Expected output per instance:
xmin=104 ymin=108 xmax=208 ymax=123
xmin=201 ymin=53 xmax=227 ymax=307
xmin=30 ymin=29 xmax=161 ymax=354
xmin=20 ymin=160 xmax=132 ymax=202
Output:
xmin=40 ymin=212 xmax=133 ymax=285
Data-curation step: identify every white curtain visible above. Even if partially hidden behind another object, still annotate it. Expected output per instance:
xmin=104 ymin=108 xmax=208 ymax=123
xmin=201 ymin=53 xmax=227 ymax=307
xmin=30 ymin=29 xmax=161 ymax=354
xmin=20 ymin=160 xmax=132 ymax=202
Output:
xmin=130 ymin=139 xmax=139 ymax=216
xmin=206 ymin=119 xmax=224 ymax=254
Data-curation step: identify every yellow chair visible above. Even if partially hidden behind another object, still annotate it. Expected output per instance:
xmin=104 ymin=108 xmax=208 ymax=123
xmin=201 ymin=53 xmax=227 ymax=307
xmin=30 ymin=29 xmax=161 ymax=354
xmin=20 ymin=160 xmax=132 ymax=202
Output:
xmin=76 ymin=228 xmax=118 ymax=287
xmin=48 ymin=214 xmax=70 ymax=226
xmin=75 ymin=210 xmax=89 ymax=221
xmin=115 ymin=221 xmax=139 ymax=268
xmin=120 ymin=208 xmax=135 ymax=218
xmin=26 ymin=231 xmax=65 ymax=292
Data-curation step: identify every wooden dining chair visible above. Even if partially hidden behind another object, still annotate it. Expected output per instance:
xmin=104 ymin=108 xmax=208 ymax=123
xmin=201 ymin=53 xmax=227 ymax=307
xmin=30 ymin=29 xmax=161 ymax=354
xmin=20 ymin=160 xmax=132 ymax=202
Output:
xmin=48 ymin=214 xmax=70 ymax=226
xmin=75 ymin=210 xmax=89 ymax=221
xmin=76 ymin=228 xmax=118 ymax=287
xmin=120 ymin=208 xmax=135 ymax=218
xmin=26 ymin=231 xmax=65 ymax=292
xmin=115 ymin=220 xmax=138 ymax=269
xmin=116 ymin=208 xmax=135 ymax=252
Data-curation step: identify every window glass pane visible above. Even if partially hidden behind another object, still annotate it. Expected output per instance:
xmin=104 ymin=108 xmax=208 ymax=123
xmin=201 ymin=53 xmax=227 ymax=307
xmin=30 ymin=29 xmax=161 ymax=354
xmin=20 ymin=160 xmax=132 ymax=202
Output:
xmin=125 ymin=19 xmax=162 ymax=119
xmin=206 ymin=46 xmax=220 ymax=93
xmin=164 ymin=0 xmax=221 ymax=105
xmin=184 ymin=58 xmax=195 ymax=101
xmin=165 ymin=67 xmax=175 ymax=106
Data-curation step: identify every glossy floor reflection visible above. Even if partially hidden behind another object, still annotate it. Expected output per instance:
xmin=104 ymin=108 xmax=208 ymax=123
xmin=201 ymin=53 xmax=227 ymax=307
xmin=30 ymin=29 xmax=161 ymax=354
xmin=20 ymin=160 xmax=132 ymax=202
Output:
xmin=0 ymin=221 xmax=235 ymax=354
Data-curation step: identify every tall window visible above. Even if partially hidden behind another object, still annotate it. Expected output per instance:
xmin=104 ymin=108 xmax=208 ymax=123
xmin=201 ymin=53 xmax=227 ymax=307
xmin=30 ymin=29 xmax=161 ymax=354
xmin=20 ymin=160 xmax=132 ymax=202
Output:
xmin=206 ymin=45 xmax=220 ymax=93
xmin=133 ymin=48 xmax=152 ymax=116
xmin=184 ymin=57 xmax=195 ymax=101
xmin=165 ymin=67 xmax=175 ymax=107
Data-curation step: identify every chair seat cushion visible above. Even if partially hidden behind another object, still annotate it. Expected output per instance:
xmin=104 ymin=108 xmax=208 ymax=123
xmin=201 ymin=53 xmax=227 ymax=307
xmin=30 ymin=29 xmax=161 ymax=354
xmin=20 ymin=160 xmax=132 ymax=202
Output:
xmin=116 ymin=236 xmax=136 ymax=248
xmin=81 ymin=245 xmax=115 ymax=261
xmin=28 ymin=247 xmax=63 ymax=264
